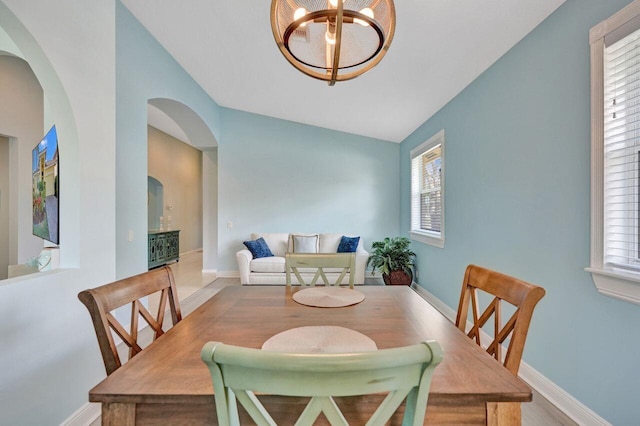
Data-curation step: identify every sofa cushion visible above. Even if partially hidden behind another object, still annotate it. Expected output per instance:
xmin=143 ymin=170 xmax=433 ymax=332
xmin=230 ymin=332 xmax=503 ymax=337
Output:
xmin=251 ymin=233 xmax=289 ymax=257
xmin=243 ymin=237 xmax=274 ymax=259
xmin=319 ymin=233 xmax=341 ymax=253
xmin=319 ymin=233 xmax=362 ymax=253
xmin=251 ymin=256 xmax=286 ymax=273
xmin=292 ymin=234 xmax=319 ymax=253
xmin=337 ymin=236 xmax=360 ymax=253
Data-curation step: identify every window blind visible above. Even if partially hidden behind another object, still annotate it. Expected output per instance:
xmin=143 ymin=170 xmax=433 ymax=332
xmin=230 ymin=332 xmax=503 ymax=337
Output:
xmin=411 ymin=144 xmax=442 ymax=236
xmin=604 ymin=28 xmax=640 ymax=270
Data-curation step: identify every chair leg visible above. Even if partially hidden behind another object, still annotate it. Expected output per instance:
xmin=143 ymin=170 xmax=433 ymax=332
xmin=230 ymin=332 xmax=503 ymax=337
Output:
xmin=228 ymin=390 xmax=240 ymax=426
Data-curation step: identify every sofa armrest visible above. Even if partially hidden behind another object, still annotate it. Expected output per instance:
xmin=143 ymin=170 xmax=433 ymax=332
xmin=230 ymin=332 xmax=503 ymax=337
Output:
xmin=354 ymin=249 xmax=369 ymax=285
xmin=236 ymin=249 xmax=253 ymax=285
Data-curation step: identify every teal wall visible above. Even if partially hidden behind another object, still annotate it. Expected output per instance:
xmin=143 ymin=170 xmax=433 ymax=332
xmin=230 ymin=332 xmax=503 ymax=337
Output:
xmin=116 ymin=1 xmax=220 ymax=279
xmin=217 ymin=108 xmax=400 ymax=272
xmin=400 ymin=0 xmax=638 ymax=423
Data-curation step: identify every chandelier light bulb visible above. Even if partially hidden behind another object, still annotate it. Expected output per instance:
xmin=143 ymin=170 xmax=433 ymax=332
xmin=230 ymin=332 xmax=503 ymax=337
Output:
xmin=354 ymin=7 xmax=374 ymax=26
xmin=329 ymin=0 xmax=338 ymax=8
xmin=325 ymin=30 xmax=336 ymax=45
xmin=293 ymin=7 xmax=307 ymax=26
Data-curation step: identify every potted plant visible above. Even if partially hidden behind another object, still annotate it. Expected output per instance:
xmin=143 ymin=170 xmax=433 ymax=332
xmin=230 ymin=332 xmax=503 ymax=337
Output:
xmin=367 ymin=237 xmax=416 ymax=285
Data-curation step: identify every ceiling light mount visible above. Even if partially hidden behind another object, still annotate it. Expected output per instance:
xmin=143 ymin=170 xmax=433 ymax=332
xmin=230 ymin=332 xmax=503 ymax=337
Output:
xmin=271 ymin=0 xmax=396 ymax=86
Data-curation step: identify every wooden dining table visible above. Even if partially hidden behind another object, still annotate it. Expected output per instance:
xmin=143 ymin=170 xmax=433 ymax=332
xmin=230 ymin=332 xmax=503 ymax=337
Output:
xmin=89 ymin=285 xmax=532 ymax=425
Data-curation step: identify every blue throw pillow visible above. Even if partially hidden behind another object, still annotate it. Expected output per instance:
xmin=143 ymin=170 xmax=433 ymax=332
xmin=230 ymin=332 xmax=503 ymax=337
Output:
xmin=243 ymin=237 xmax=274 ymax=259
xmin=337 ymin=236 xmax=360 ymax=253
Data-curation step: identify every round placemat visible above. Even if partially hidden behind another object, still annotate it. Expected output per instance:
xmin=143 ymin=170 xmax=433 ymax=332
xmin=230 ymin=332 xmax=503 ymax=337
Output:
xmin=292 ymin=286 xmax=365 ymax=308
xmin=262 ymin=325 xmax=377 ymax=353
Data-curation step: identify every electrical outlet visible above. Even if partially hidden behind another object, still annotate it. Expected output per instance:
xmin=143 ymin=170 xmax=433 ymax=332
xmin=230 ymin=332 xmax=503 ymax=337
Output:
xmin=128 ymin=230 xmax=134 ymax=242
xmin=227 ymin=221 xmax=233 ymax=229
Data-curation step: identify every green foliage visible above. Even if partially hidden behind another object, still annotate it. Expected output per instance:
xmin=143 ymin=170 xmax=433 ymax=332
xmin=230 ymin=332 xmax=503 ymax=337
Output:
xmin=366 ymin=237 xmax=416 ymax=276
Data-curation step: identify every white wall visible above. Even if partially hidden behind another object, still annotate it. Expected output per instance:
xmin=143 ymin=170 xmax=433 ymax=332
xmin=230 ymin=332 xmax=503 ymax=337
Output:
xmin=0 ymin=55 xmax=44 ymax=268
xmin=0 ymin=0 xmax=116 ymax=424
xmin=0 ymin=24 xmax=18 ymax=55
xmin=202 ymin=148 xmax=218 ymax=271
xmin=147 ymin=125 xmax=202 ymax=253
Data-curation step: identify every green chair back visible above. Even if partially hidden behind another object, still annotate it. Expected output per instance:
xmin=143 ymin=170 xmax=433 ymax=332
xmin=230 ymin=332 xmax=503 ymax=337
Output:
xmin=201 ymin=340 xmax=443 ymax=426
xmin=285 ymin=252 xmax=356 ymax=288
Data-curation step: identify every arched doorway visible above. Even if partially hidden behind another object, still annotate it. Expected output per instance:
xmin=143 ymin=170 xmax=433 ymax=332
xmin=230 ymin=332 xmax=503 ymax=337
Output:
xmin=147 ymin=98 xmax=218 ymax=291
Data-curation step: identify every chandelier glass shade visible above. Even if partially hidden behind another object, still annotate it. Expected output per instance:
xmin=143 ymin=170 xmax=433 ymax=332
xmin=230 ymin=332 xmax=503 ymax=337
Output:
xmin=270 ymin=0 xmax=396 ymax=86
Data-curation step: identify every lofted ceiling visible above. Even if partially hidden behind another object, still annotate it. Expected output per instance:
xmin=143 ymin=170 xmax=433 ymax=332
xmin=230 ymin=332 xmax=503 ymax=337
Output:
xmin=125 ymin=0 xmax=566 ymax=143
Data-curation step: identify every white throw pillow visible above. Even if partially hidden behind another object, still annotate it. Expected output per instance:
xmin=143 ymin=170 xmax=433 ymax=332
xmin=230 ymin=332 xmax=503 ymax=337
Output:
xmin=292 ymin=234 xmax=319 ymax=253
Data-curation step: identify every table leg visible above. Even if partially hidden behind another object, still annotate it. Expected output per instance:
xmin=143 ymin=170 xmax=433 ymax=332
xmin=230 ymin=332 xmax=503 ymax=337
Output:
xmin=487 ymin=402 xmax=521 ymax=425
xmin=102 ymin=402 xmax=135 ymax=426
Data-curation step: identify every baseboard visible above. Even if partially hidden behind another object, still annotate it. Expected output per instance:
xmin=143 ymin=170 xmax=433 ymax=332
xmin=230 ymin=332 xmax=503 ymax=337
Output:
xmin=201 ymin=269 xmax=217 ymax=274
xmin=410 ymin=283 xmax=611 ymax=426
xmin=179 ymin=248 xmax=202 ymax=257
xmin=517 ymin=361 xmax=610 ymax=426
xmin=411 ymin=283 xmax=455 ymax=320
xmin=60 ymin=402 xmax=100 ymax=426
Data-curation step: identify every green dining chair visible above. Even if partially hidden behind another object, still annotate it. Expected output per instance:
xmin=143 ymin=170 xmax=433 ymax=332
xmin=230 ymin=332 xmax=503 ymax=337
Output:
xmin=201 ymin=340 xmax=443 ymax=426
xmin=285 ymin=252 xmax=356 ymax=288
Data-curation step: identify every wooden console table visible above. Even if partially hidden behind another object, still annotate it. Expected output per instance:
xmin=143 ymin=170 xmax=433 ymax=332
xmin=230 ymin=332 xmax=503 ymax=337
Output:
xmin=147 ymin=230 xmax=179 ymax=269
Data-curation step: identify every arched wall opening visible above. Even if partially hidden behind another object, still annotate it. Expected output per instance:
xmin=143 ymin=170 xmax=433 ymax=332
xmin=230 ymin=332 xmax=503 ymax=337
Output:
xmin=0 ymin=2 xmax=81 ymax=280
xmin=0 ymin=54 xmax=44 ymax=280
xmin=147 ymin=98 xmax=218 ymax=274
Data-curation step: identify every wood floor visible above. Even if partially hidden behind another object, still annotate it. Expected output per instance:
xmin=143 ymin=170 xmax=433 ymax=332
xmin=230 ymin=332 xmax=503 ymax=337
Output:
xmin=96 ymin=251 xmax=577 ymax=426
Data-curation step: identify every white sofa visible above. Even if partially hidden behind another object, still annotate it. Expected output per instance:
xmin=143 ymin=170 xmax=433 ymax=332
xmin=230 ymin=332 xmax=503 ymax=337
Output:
xmin=236 ymin=233 xmax=369 ymax=285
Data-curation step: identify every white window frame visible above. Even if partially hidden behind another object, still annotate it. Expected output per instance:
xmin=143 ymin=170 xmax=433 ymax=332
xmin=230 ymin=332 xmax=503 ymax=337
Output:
xmin=410 ymin=130 xmax=445 ymax=248
xmin=587 ymin=0 xmax=640 ymax=306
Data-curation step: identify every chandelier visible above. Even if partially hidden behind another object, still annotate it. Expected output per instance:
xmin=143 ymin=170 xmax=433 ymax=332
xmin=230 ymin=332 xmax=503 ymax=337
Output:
xmin=270 ymin=0 xmax=396 ymax=86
